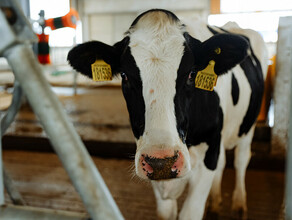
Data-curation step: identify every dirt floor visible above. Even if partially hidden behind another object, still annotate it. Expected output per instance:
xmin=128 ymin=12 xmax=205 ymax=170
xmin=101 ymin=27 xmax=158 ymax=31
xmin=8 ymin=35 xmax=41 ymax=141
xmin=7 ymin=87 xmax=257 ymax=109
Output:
xmin=3 ymin=150 xmax=284 ymax=220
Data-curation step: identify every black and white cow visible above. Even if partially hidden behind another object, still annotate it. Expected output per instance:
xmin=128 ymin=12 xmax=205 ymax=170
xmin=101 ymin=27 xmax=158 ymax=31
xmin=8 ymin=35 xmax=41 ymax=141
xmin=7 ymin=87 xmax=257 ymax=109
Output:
xmin=68 ymin=9 xmax=267 ymax=220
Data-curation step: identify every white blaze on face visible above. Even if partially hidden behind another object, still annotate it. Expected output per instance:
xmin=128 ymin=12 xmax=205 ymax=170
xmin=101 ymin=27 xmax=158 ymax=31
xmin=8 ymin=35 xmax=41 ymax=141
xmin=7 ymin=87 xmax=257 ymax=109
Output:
xmin=128 ymin=12 xmax=186 ymax=151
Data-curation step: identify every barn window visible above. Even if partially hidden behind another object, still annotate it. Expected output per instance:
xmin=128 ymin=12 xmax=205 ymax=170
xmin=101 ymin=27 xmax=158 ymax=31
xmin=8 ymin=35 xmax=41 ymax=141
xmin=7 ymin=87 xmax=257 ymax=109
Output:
xmin=29 ymin=0 xmax=82 ymax=47
xmin=209 ymin=0 xmax=292 ymax=50
xmin=29 ymin=0 xmax=82 ymax=65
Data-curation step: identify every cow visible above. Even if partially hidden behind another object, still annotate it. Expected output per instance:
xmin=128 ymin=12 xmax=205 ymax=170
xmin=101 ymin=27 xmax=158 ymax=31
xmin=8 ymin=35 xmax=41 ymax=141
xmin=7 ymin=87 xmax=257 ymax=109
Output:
xmin=67 ymin=9 xmax=268 ymax=220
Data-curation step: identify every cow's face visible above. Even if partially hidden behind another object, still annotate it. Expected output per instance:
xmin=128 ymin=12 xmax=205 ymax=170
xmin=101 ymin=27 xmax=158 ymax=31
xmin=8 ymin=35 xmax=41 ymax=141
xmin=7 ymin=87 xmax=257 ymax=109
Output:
xmin=67 ymin=10 xmax=249 ymax=180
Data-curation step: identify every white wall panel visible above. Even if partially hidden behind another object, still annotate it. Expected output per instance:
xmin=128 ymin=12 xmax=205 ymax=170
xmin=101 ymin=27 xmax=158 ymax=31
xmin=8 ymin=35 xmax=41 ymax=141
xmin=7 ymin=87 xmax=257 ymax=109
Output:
xmin=84 ymin=0 xmax=208 ymax=14
xmin=113 ymin=14 xmax=137 ymax=42
xmin=80 ymin=0 xmax=209 ymax=45
xmin=89 ymin=14 xmax=113 ymax=44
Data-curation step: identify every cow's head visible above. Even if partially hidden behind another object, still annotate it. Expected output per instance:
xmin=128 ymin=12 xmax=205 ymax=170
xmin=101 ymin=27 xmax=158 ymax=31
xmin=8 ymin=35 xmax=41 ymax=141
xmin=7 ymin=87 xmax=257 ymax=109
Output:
xmin=67 ymin=9 xmax=249 ymax=180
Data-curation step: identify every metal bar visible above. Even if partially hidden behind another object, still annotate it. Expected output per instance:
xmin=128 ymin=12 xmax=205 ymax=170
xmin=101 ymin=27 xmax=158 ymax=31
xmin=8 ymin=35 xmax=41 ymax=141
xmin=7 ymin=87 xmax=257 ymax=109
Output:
xmin=287 ymin=111 xmax=292 ymax=220
xmin=1 ymin=81 xmax=23 ymax=134
xmin=0 ymin=81 xmax=26 ymax=205
xmin=3 ymin=166 xmax=26 ymax=205
xmin=0 ymin=204 xmax=89 ymax=220
xmin=3 ymin=44 xmax=124 ymax=220
xmin=279 ymin=16 xmax=292 ymax=220
xmin=286 ymin=21 xmax=292 ymax=220
xmin=0 ymin=117 xmax=3 ymax=205
xmin=73 ymin=70 xmax=78 ymax=95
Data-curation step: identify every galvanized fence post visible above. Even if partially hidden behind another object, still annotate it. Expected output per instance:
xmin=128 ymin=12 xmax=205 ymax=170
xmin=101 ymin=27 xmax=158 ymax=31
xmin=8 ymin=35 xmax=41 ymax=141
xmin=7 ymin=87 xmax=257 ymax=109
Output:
xmin=280 ymin=16 xmax=292 ymax=220
xmin=0 ymin=81 xmax=25 ymax=205
xmin=0 ymin=116 xmax=4 ymax=205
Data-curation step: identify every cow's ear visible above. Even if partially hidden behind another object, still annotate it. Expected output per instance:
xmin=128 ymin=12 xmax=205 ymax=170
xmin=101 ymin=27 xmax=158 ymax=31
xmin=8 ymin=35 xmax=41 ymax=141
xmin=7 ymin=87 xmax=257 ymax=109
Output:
xmin=197 ymin=34 xmax=249 ymax=75
xmin=187 ymin=33 xmax=249 ymax=75
xmin=67 ymin=37 xmax=129 ymax=79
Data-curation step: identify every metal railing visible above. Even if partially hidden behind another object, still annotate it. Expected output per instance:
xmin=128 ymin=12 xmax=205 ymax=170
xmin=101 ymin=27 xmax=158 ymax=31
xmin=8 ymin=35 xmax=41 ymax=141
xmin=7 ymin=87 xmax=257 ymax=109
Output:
xmin=0 ymin=0 xmax=124 ymax=219
xmin=285 ymin=16 xmax=292 ymax=220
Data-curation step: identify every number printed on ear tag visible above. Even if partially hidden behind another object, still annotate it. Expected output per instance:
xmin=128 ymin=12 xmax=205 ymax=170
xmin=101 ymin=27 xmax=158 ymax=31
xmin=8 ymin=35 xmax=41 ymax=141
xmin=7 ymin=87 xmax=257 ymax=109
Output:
xmin=195 ymin=60 xmax=217 ymax=91
xmin=91 ymin=60 xmax=112 ymax=82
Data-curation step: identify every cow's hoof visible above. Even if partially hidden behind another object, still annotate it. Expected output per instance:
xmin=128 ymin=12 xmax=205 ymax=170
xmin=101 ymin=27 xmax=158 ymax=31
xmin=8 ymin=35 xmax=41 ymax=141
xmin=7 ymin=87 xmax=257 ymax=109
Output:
xmin=209 ymin=196 xmax=222 ymax=213
xmin=231 ymin=206 xmax=248 ymax=220
xmin=205 ymin=210 xmax=220 ymax=220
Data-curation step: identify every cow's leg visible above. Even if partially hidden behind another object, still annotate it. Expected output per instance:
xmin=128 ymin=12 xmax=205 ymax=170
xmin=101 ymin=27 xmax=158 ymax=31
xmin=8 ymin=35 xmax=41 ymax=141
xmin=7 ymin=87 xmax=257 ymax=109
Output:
xmin=232 ymin=126 xmax=255 ymax=218
xmin=152 ymin=178 xmax=188 ymax=220
xmin=179 ymin=143 xmax=216 ymax=220
xmin=209 ymin=142 xmax=226 ymax=212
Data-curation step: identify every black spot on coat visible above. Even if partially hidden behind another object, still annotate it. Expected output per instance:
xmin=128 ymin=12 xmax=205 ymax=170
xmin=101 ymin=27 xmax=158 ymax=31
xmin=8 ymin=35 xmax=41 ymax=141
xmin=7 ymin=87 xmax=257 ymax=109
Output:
xmin=231 ymin=73 xmax=239 ymax=105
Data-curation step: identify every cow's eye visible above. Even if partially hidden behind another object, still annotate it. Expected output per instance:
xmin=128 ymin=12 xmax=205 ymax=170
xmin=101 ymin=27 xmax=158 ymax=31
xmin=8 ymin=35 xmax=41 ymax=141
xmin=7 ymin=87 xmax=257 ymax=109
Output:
xmin=187 ymin=70 xmax=197 ymax=86
xmin=121 ymin=72 xmax=128 ymax=81
xmin=188 ymin=70 xmax=196 ymax=80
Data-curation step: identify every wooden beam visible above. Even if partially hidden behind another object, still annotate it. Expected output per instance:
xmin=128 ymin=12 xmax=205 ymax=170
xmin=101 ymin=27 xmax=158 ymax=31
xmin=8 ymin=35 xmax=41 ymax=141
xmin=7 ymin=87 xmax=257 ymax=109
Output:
xmin=210 ymin=0 xmax=221 ymax=14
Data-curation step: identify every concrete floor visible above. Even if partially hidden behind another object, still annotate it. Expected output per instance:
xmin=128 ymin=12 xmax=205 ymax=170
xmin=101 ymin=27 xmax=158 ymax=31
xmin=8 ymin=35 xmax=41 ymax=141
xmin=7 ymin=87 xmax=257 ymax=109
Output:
xmin=1 ymin=86 xmax=286 ymax=219
xmin=4 ymin=87 xmax=134 ymax=143
xmin=3 ymin=150 xmax=285 ymax=220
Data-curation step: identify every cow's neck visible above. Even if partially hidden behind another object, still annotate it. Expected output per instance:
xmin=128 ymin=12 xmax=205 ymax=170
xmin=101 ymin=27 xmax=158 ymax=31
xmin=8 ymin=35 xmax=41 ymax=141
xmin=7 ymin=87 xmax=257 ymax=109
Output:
xmin=186 ymin=89 xmax=222 ymax=147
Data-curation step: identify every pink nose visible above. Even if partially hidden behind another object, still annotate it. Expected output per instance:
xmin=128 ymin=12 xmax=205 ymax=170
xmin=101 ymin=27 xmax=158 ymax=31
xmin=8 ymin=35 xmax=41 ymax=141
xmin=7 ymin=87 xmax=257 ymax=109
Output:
xmin=140 ymin=151 xmax=184 ymax=180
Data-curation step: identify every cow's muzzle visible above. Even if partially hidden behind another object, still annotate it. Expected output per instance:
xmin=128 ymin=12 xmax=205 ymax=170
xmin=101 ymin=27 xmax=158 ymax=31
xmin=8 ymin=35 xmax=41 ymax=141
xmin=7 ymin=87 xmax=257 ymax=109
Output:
xmin=138 ymin=150 xmax=187 ymax=180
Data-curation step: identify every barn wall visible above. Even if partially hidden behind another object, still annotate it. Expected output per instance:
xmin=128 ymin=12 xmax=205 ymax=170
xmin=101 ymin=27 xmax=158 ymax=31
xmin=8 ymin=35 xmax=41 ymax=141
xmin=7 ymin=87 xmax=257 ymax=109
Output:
xmin=272 ymin=16 xmax=292 ymax=155
xmin=76 ymin=0 xmax=210 ymax=44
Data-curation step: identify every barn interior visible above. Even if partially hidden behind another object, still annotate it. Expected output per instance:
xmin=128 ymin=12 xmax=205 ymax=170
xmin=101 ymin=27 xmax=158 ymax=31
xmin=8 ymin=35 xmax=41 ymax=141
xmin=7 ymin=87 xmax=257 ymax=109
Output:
xmin=0 ymin=0 xmax=291 ymax=219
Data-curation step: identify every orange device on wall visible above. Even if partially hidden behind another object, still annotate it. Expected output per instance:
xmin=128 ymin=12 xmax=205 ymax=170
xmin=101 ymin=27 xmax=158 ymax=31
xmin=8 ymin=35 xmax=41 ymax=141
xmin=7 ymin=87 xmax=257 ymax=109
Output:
xmin=45 ymin=8 xmax=79 ymax=30
xmin=37 ymin=33 xmax=51 ymax=64
xmin=257 ymin=55 xmax=276 ymax=122
xmin=37 ymin=8 xmax=79 ymax=64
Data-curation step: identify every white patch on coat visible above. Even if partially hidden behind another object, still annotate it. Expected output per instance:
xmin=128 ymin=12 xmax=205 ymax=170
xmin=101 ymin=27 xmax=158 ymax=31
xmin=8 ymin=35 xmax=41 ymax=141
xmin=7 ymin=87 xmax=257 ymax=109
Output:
xmin=129 ymin=12 xmax=184 ymax=144
xmin=152 ymin=178 xmax=189 ymax=200
xmin=179 ymin=143 xmax=215 ymax=220
xmin=232 ymin=125 xmax=254 ymax=215
xmin=215 ymin=66 xmax=252 ymax=150
xmin=128 ymin=12 xmax=191 ymax=175
xmin=152 ymin=178 xmax=188 ymax=220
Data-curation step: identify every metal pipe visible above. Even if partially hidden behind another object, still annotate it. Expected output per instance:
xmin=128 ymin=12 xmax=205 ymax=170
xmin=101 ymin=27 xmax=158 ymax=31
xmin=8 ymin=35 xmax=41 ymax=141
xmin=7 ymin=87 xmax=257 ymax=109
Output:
xmin=3 ymin=166 xmax=26 ymax=205
xmin=1 ymin=81 xmax=23 ymax=134
xmin=281 ymin=16 xmax=292 ymax=220
xmin=73 ymin=70 xmax=78 ymax=95
xmin=0 ymin=81 xmax=26 ymax=206
xmin=286 ymin=42 xmax=292 ymax=220
xmin=287 ymin=127 xmax=292 ymax=220
xmin=3 ymin=44 xmax=124 ymax=220
xmin=0 ymin=118 xmax=3 ymax=205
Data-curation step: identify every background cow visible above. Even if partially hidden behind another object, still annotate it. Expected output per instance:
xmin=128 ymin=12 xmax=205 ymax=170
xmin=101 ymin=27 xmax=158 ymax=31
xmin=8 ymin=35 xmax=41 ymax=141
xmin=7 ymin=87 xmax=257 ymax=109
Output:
xmin=68 ymin=9 xmax=267 ymax=220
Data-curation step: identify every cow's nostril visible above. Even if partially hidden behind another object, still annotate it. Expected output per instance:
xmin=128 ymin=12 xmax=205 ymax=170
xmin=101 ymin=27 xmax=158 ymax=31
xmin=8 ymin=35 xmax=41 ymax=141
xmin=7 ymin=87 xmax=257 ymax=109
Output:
xmin=171 ymin=165 xmax=177 ymax=172
xmin=141 ymin=159 xmax=153 ymax=174
xmin=141 ymin=151 xmax=181 ymax=180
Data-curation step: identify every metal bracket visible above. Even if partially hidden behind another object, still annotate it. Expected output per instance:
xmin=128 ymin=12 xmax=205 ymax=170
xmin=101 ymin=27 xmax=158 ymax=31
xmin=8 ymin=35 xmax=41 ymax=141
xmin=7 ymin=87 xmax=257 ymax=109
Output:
xmin=0 ymin=0 xmax=37 ymax=56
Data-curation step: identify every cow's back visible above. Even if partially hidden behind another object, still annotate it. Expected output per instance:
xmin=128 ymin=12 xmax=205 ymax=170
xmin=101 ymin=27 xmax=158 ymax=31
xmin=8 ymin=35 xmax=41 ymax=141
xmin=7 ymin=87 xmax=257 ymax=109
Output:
xmin=185 ymin=18 xmax=267 ymax=149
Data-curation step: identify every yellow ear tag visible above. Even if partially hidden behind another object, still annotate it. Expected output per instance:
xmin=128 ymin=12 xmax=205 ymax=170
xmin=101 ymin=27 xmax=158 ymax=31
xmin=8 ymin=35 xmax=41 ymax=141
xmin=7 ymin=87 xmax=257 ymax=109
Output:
xmin=91 ymin=59 xmax=112 ymax=82
xmin=195 ymin=60 xmax=217 ymax=91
